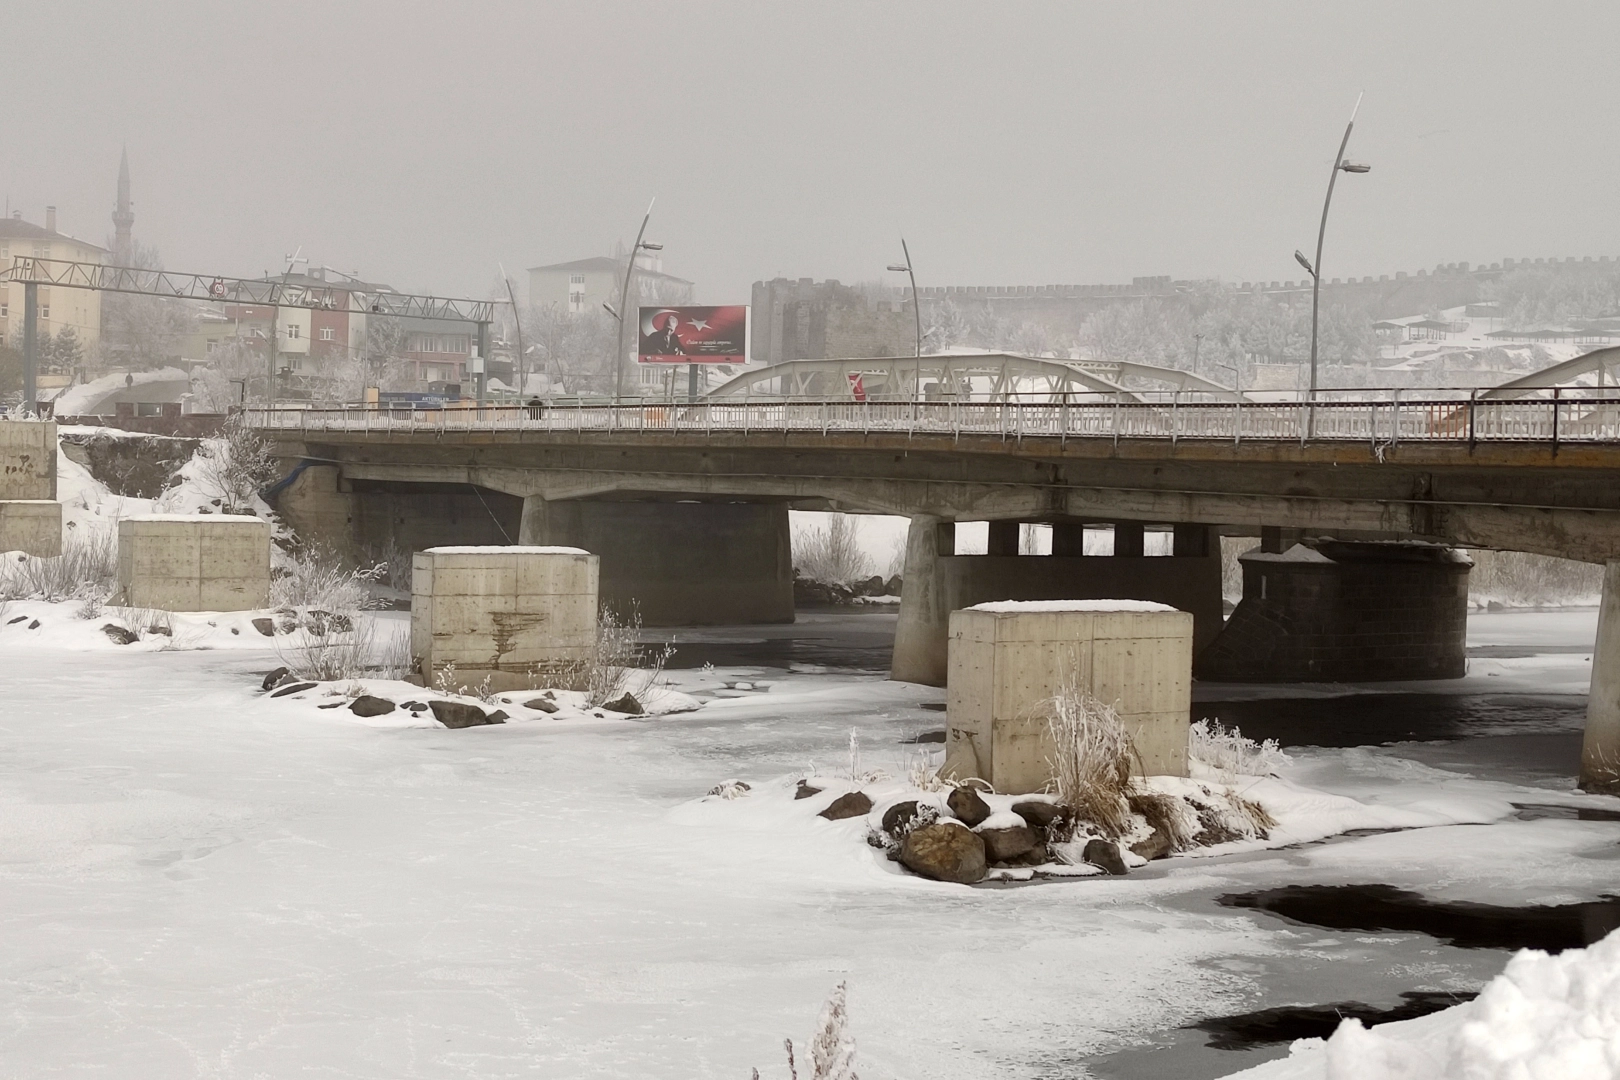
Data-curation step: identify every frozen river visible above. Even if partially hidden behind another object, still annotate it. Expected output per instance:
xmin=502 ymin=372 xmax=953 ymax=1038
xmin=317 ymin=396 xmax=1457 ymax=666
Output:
xmin=1 ymin=606 xmax=1614 ymax=1078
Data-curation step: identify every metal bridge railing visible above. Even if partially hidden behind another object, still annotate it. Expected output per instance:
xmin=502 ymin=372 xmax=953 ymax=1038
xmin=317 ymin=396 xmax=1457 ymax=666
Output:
xmin=240 ymin=390 xmax=1620 ymax=446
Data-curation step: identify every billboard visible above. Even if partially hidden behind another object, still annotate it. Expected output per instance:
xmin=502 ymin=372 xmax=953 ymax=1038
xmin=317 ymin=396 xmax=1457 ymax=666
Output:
xmin=638 ymin=305 xmax=749 ymax=364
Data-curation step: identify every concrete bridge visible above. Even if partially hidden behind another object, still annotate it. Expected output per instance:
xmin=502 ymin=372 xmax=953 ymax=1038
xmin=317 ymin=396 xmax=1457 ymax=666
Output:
xmin=247 ymin=392 xmax=1620 ymax=791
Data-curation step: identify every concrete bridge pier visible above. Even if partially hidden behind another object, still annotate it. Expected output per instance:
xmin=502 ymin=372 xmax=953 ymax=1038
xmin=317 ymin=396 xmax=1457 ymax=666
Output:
xmin=1583 ymin=561 xmax=1620 ymax=793
xmin=890 ymin=516 xmax=1225 ymax=687
xmin=518 ymin=496 xmax=794 ymax=627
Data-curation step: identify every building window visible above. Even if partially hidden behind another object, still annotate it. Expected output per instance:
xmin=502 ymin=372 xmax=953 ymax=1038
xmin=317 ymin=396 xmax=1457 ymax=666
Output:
xmin=40 ymin=305 xmax=49 ymax=320
xmin=206 ymin=340 xmax=218 ymax=353
xmin=319 ymin=327 xmax=335 ymax=341
xmin=0 ymin=301 xmax=6 ymax=318
xmin=286 ymin=324 xmax=300 ymax=339
xmin=569 ymin=274 xmax=585 ymax=285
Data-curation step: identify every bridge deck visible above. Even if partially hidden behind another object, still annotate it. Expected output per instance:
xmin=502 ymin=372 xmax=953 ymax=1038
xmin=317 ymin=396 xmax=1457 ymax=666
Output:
xmin=244 ymin=395 xmax=1620 ymax=454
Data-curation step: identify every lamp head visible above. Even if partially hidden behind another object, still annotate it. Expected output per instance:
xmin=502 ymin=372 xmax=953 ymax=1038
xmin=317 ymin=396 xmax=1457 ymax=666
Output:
xmin=1294 ymin=250 xmax=1316 ymax=277
xmin=1340 ymin=162 xmax=1371 ymax=174
xmin=886 ymin=264 xmax=910 ymax=273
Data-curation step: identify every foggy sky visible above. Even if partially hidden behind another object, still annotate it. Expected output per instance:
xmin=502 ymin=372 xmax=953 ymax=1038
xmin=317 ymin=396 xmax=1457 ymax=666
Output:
xmin=6 ymin=1 xmax=1618 ymax=303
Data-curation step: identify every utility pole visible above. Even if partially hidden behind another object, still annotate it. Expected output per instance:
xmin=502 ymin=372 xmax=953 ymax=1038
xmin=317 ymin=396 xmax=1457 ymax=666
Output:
xmin=474 ymin=321 xmax=490 ymax=404
xmin=22 ymin=281 xmax=38 ymax=414
xmin=266 ymin=304 xmax=278 ymax=406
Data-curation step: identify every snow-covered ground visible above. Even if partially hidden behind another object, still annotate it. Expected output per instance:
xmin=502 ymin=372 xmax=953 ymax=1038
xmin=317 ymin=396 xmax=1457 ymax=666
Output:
xmin=1 ymin=602 xmax=1616 ymax=1078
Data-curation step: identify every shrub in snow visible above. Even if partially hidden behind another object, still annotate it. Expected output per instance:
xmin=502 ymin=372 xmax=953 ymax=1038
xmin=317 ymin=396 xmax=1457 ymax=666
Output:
xmin=191 ymin=414 xmax=280 ymax=515
xmin=546 ymin=605 xmax=673 ymax=707
xmin=760 ymin=983 xmax=859 ymax=1080
xmin=280 ymin=616 xmax=407 ymax=682
xmin=271 ymin=546 xmax=382 ymax=612
xmin=1189 ymin=719 xmax=1289 ymax=779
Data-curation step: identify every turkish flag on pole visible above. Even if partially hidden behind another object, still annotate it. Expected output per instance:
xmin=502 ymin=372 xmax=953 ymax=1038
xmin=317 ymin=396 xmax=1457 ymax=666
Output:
xmin=847 ymin=372 xmax=867 ymax=402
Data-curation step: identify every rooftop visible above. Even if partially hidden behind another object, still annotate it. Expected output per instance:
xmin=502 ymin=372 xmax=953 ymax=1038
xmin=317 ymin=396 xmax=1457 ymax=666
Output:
xmin=528 ymin=255 xmax=692 ymax=284
xmin=0 ymin=215 xmax=108 ymax=252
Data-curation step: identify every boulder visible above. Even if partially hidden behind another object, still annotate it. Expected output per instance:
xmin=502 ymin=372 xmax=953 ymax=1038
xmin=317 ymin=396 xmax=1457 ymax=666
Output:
xmin=260 ymin=666 xmax=291 ymax=691
xmin=252 ymin=617 xmax=275 ymax=637
xmin=818 ymin=791 xmax=874 ymax=821
xmin=270 ymin=681 xmax=318 ymax=698
xmin=27 ymin=619 xmax=39 ymax=630
xmin=401 ymin=701 xmax=429 ymax=713
xmin=6 ymin=615 xmax=27 ymax=625
xmin=348 ymin=695 xmax=396 ymax=717
xmin=524 ymin=697 xmax=560 ymax=714
xmin=429 ymin=700 xmax=497 ymax=728
xmin=1082 ymin=838 xmax=1129 ymax=876
xmin=899 ymin=822 xmax=987 ymax=884
xmin=978 ymin=824 xmax=1038 ymax=863
xmin=1011 ymin=843 xmax=1051 ymax=867
xmin=100 ymin=624 xmax=139 ymax=645
xmin=318 ymin=701 xmax=342 ymax=709
xmin=946 ymin=786 xmax=991 ymax=828
xmin=794 ymin=780 xmax=824 ymax=801
xmin=486 ymin=709 xmax=510 ymax=723
xmin=1012 ymin=800 xmax=1066 ymax=830
xmin=144 ymin=624 xmax=172 ymax=637
xmin=881 ymin=800 xmax=921 ymax=837
xmin=1129 ymin=829 xmax=1173 ymax=862
xmin=601 ymin=691 xmax=644 ymax=715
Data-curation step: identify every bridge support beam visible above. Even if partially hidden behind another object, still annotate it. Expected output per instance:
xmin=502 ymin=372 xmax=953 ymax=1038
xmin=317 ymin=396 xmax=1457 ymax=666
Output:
xmin=1582 ymin=561 xmax=1620 ymax=793
xmin=890 ymin=518 xmax=1224 ymax=688
xmin=520 ymin=497 xmax=794 ymax=627
xmin=893 ymin=516 xmax=955 ymax=685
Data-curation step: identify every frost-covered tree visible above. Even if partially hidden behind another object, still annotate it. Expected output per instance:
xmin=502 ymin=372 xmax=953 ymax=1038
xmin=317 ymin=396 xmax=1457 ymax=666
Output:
xmin=97 ymin=240 xmax=195 ymax=371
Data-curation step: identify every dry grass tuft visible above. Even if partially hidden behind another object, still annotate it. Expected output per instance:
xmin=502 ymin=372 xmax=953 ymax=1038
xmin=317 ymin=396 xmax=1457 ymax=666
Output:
xmin=1042 ymin=682 xmax=1140 ymax=840
xmin=1126 ymin=791 xmax=1200 ymax=852
xmin=0 ymin=531 xmax=117 ymax=603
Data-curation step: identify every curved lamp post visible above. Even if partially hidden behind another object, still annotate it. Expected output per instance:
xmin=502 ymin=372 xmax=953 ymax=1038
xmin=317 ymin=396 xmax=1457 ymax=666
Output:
xmin=887 ymin=238 xmax=922 ymax=399
xmin=611 ymin=199 xmax=661 ymax=401
xmin=1299 ymin=93 xmax=1371 ymax=418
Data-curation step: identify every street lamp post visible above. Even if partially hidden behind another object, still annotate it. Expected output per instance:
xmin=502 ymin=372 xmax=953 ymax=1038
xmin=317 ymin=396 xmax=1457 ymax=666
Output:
xmin=612 ymin=199 xmax=660 ymax=401
xmin=887 ymin=238 xmax=922 ymax=399
xmin=1298 ymin=93 xmax=1371 ymax=416
xmin=500 ymin=263 xmax=526 ymax=402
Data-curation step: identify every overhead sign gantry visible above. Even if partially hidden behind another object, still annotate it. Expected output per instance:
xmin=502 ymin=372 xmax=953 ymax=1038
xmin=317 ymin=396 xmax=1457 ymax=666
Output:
xmin=1 ymin=256 xmax=503 ymax=412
